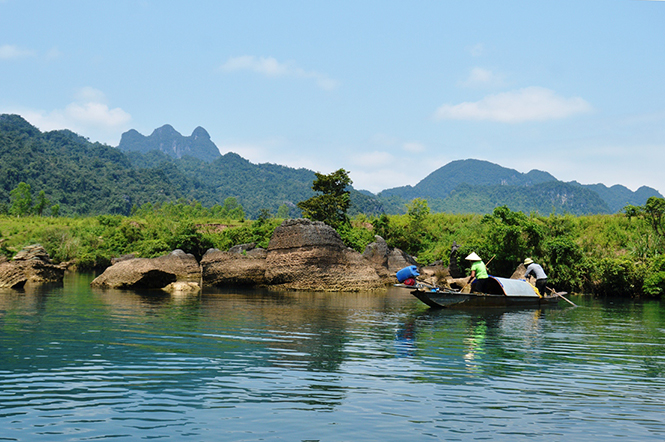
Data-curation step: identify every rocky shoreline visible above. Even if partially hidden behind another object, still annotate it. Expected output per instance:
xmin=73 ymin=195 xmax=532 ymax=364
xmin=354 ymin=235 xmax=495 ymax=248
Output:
xmin=0 ymin=244 xmax=67 ymax=289
xmin=1 ymin=219 xmax=419 ymax=292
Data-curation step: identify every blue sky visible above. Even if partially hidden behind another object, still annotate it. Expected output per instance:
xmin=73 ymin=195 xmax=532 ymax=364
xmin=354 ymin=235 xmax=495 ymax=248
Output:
xmin=1 ymin=0 xmax=664 ymax=195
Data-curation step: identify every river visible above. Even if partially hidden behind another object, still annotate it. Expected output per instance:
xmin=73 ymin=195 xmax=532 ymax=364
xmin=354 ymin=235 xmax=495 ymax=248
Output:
xmin=1 ymin=273 xmax=664 ymax=441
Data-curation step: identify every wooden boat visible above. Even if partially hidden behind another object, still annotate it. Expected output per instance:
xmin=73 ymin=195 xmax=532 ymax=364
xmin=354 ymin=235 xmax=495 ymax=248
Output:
xmin=397 ymin=275 xmax=564 ymax=309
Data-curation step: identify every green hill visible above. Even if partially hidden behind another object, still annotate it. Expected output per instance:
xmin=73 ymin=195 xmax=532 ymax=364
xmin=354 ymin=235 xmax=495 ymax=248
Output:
xmin=0 ymin=114 xmax=660 ymax=218
xmin=0 ymin=114 xmax=184 ymax=216
xmin=0 ymin=115 xmax=383 ymax=218
xmin=378 ymin=159 xmax=661 ymax=215
xmin=429 ymin=181 xmax=610 ymax=215
xmin=380 ymin=159 xmax=558 ymax=200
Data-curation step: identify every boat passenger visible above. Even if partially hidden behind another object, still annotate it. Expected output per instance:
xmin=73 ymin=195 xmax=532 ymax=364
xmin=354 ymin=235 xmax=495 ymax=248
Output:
xmin=523 ymin=258 xmax=548 ymax=295
xmin=465 ymin=252 xmax=489 ymax=293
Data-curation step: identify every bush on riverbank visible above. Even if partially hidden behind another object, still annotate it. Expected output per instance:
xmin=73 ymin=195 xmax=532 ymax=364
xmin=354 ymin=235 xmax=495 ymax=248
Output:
xmin=0 ymin=202 xmax=662 ymax=298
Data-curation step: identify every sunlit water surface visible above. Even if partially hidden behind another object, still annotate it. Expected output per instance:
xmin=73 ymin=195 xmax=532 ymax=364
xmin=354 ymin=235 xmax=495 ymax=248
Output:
xmin=1 ymin=273 xmax=664 ymax=441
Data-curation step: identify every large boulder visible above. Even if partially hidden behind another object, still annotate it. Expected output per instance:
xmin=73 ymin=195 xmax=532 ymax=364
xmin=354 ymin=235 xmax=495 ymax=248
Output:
xmin=201 ymin=245 xmax=268 ymax=287
xmin=91 ymin=249 xmax=201 ymax=289
xmin=0 ymin=244 xmax=65 ymax=289
xmin=264 ymin=219 xmax=383 ymax=291
xmin=362 ymin=235 xmax=417 ymax=280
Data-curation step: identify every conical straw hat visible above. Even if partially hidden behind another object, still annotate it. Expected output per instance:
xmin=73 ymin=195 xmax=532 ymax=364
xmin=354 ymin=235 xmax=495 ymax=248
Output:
xmin=465 ymin=252 xmax=481 ymax=261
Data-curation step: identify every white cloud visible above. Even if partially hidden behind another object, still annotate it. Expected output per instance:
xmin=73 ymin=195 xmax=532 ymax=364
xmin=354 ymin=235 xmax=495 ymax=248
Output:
xmin=220 ymin=55 xmax=339 ymax=90
xmin=0 ymin=44 xmax=34 ymax=60
xmin=349 ymin=168 xmax=415 ymax=193
xmin=63 ymin=101 xmax=131 ymax=128
xmin=434 ymin=87 xmax=592 ymax=123
xmin=9 ymin=87 xmax=131 ymax=145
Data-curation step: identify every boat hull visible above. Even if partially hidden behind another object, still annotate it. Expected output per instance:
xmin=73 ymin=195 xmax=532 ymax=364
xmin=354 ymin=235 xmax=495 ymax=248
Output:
xmin=411 ymin=289 xmax=560 ymax=309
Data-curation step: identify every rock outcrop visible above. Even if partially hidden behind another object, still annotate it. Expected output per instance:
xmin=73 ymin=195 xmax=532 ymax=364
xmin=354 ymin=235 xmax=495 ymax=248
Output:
xmin=200 ymin=221 xmax=413 ymax=291
xmin=362 ymin=235 xmax=417 ymax=279
xmin=88 ymin=220 xmax=416 ymax=292
xmin=0 ymin=244 xmax=65 ymax=289
xmin=91 ymin=249 xmax=201 ymax=290
xmin=201 ymin=245 xmax=268 ymax=287
xmin=117 ymin=124 xmax=221 ymax=162
xmin=263 ymin=219 xmax=383 ymax=291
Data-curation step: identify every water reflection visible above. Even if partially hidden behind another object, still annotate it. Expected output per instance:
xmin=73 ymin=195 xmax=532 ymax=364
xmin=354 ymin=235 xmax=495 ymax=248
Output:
xmin=1 ymin=275 xmax=664 ymax=441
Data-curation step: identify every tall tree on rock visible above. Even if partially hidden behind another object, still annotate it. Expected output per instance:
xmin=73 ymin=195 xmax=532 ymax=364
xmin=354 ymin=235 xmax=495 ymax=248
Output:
xmin=297 ymin=169 xmax=352 ymax=229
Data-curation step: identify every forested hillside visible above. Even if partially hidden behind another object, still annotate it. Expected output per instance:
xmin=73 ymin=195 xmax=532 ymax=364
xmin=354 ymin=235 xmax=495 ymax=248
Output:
xmin=0 ymin=114 xmax=660 ymax=218
xmin=0 ymin=114 xmax=183 ymax=216
xmin=0 ymin=115 xmax=383 ymax=218
xmin=379 ymin=159 xmax=661 ymax=215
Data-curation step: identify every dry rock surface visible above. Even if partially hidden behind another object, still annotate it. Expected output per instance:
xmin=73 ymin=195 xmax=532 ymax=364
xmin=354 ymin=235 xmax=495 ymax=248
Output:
xmin=0 ymin=244 xmax=65 ymax=289
xmin=90 ymin=220 xmax=419 ymax=292
xmin=363 ymin=235 xmax=417 ymax=279
xmin=91 ymin=249 xmax=201 ymax=290
xmin=201 ymin=220 xmax=400 ymax=291
xmin=264 ymin=219 xmax=384 ymax=291
xmin=201 ymin=245 xmax=268 ymax=287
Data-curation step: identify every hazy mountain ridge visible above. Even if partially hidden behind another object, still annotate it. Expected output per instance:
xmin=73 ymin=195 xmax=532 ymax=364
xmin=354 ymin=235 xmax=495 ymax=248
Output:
xmin=118 ymin=124 xmax=221 ymax=162
xmin=380 ymin=159 xmax=559 ymax=201
xmin=380 ymin=159 xmax=661 ymax=214
xmin=0 ymin=115 xmax=660 ymax=217
xmin=0 ymin=115 xmax=383 ymax=217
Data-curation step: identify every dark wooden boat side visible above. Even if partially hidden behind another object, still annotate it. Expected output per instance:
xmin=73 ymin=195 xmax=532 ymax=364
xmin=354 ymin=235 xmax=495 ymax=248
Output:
xmin=404 ymin=275 xmax=562 ymax=309
xmin=411 ymin=288 xmax=560 ymax=309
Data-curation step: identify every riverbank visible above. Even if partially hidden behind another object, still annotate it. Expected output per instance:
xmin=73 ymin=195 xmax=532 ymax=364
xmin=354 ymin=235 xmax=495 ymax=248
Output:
xmin=1 ymin=204 xmax=663 ymax=297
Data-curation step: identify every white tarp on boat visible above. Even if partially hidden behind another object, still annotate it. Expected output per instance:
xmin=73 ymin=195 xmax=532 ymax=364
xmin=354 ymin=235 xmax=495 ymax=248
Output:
xmin=492 ymin=276 xmax=540 ymax=297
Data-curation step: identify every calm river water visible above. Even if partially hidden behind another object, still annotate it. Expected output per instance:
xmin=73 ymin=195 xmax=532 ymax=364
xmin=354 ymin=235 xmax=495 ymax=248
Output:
xmin=1 ymin=273 xmax=664 ymax=441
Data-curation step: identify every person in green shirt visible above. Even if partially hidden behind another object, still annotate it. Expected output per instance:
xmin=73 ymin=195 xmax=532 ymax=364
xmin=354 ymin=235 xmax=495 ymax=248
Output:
xmin=466 ymin=252 xmax=489 ymax=293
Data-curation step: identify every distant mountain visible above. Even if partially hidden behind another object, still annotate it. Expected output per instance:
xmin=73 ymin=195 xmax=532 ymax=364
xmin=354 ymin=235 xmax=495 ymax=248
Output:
xmin=0 ymin=115 xmax=183 ymax=216
xmin=380 ymin=159 xmax=558 ymax=200
xmin=118 ymin=125 xmax=221 ymax=162
xmin=0 ymin=115 xmax=660 ymax=218
xmin=378 ymin=159 xmax=661 ymax=215
xmin=123 ymin=149 xmax=384 ymax=218
xmin=571 ymin=182 xmax=662 ymax=214
xmin=0 ymin=115 xmax=384 ymax=218
xmin=429 ymin=181 xmax=611 ymax=215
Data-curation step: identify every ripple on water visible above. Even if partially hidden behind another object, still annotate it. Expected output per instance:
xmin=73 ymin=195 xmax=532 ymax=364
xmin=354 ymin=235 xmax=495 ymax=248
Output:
xmin=1 ymin=286 xmax=665 ymax=441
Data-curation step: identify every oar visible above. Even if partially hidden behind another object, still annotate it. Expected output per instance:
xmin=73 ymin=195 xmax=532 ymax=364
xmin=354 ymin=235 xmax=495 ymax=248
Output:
xmin=548 ymin=287 xmax=577 ymax=307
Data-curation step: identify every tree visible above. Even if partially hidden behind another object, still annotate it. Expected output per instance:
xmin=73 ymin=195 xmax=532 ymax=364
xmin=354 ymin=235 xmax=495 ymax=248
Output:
xmin=34 ymin=190 xmax=49 ymax=216
xmin=625 ymin=196 xmax=665 ymax=255
xmin=277 ymin=203 xmax=291 ymax=219
xmin=255 ymin=208 xmax=272 ymax=226
xmin=407 ymin=198 xmax=430 ymax=226
xmin=222 ymin=197 xmax=245 ymax=221
xmin=625 ymin=197 xmax=665 ymax=238
xmin=9 ymin=182 xmax=32 ymax=216
xmin=297 ymin=169 xmax=352 ymax=229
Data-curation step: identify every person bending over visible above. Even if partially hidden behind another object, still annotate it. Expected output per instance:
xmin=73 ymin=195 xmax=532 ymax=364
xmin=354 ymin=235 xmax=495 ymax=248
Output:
xmin=523 ymin=257 xmax=548 ymax=295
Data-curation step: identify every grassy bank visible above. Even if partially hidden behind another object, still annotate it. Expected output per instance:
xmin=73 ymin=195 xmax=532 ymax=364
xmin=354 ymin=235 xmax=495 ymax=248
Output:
xmin=1 ymin=204 xmax=663 ymax=298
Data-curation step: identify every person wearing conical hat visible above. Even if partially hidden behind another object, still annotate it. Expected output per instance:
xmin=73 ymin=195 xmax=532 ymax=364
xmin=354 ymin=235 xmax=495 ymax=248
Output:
xmin=465 ymin=252 xmax=489 ymax=293
xmin=523 ymin=257 xmax=548 ymax=295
